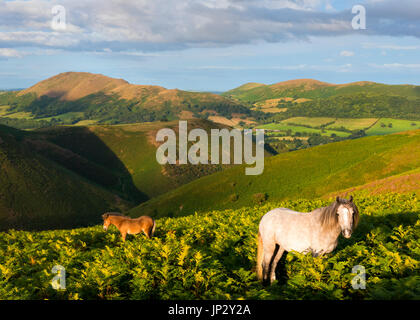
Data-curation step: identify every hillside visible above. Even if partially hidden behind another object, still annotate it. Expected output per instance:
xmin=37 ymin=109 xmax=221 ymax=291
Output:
xmin=0 ymin=124 xmax=130 ymax=231
xmin=34 ymin=119 xmax=259 ymax=198
xmin=128 ymin=130 xmax=420 ymax=218
xmin=325 ymin=167 xmax=420 ymax=198
xmin=0 ymin=72 xmax=251 ymax=127
xmin=0 ymin=120 xmax=273 ymax=230
xmin=1 ymin=193 xmax=418 ymax=299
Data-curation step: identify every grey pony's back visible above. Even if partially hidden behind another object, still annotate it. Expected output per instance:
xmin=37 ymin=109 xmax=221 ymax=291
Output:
xmin=261 ymin=207 xmax=313 ymax=225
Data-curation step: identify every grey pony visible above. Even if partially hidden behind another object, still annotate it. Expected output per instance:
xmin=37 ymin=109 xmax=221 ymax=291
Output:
xmin=256 ymin=196 xmax=359 ymax=284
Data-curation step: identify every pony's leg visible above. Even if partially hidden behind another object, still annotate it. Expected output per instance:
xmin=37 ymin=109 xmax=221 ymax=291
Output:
xmin=121 ymin=231 xmax=127 ymax=242
xmin=143 ymin=229 xmax=150 ymax=239
xmin=269 ymin=246 xmax=284 ymax=284
xmin=262 ymin=244 xmax=276 ymax=284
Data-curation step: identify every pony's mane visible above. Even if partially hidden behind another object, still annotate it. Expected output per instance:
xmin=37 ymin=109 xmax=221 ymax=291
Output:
xmin=319 ymin=197 xmax=359 ymax=230
xmin=319 ymin=201 xmax=340 ymax=230
xmin=102 ymin=212 xmax=127 ymax=219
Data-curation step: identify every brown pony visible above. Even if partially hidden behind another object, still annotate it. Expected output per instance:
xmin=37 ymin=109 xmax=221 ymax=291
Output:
xmin=102 ymin=212 xmax=156 ymax=241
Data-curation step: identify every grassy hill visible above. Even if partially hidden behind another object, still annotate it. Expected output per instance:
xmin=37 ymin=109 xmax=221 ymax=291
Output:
xmin=0 ymin=120 xmax=272 ymax=230
xmin=1 ymin=192 xmax=418 ymax=299
xmin=127 ymin=130 xmax=420 ymax=218
xmin=0 ymin=72 xmax=252 ymax=128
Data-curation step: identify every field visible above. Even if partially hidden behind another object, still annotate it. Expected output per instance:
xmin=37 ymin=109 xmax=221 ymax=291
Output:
xmin=257 ymin=122 xmax=350 ymax=137
xmin=367 ymin=118 xmax=420 ymax=135
xmin=282 ymin=117 xmax=336 ymax=127
xmin=74 ymin=119 xmax=98 ymax=126
xmin=208 ymin=115 xmax=255 ymax=127
xmin=253 ymin=107 xmax=287 ymax=113
xmin=281 ymin=117 xmax=378 ymax=131
xmin=0 ymin=193 xmax=418 ymax=300
xmin=0 ymin=105 xmax=33 ymax=119
xmin=0 ymin=105 xmax=10 ymax=116
xmin=257 ymin=117 xmax=420 ymax=143
xmin=326 ymin=118 xmax=378 ymax=131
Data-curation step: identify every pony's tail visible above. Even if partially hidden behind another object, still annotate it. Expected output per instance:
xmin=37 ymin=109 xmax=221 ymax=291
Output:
xmin=149 ymin=219 xmax=156 ymax=238
xmin=256 ymin=231 xmax=263 ymax=281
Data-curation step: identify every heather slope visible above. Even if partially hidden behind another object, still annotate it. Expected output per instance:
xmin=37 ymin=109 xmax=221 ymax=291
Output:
xmin=128 ymin=130 xmax=420 ymax=218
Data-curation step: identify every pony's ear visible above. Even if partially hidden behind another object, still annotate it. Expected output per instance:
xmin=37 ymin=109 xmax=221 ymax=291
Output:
xmin=349 ymin=195 xmax=353 ymax=202
xmin=102 ymin=213 xmax=109 ymax=220
xmin=336 ymin=196 xmax=340 ymax=202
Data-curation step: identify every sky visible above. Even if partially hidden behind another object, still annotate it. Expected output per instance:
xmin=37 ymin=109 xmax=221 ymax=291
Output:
xmin=0 ymin=0 xmax=419 ymax=91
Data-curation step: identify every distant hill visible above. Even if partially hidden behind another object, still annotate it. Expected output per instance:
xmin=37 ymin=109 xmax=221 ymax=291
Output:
xmin=223 ymin=79 xmax=420 ymax=120
xmin=223 ymin=79 xmax=420 ymax=103
xmin=127 ymin=129 xmax=420 ymax=218
xmin=2 ymin=74 xmax=420 ymax=128
xmin=0 ymin=72 xmax=251 ymax=126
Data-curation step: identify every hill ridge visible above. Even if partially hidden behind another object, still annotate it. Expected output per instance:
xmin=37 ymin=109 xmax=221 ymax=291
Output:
xmin=269 ymin=78 xmax=333 ymax=89
xmin=19 ymin=71 xmax=167 ymax=101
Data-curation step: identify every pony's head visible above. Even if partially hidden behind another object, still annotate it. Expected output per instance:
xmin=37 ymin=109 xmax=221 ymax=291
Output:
xmin=321 ymin=196 xmax=359 ymax=238
xmin=335 ymin=196 xmax=359 ymax=238
xmin=102 ymin=213 xmax=111 ymax=231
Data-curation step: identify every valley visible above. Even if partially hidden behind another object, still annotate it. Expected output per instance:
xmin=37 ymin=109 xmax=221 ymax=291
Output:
xmin=0 ymin=73 xmax=419 ymax=301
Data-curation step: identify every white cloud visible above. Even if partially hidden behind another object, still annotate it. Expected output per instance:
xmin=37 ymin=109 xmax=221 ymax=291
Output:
xmin=0 ymin=0 xmax=419 ymax=53
xmin=362 ymin=43 xmax=419 ymax=50
xmin=383 ymin=63 xmax=420 ymax=69
xmin=0 ymin=48 xmax=23 ymax=58
xmin=340 ymin=50 xmax=355 ymax=57
xmin=370 ymin=63 xmax=420 ymax=69
xmin=189 ymin=63 xmax=354 ymax=72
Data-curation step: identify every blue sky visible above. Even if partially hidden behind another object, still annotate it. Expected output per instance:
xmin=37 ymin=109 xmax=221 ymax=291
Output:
xmin=0 ymin=0 xmax=419 ymax=91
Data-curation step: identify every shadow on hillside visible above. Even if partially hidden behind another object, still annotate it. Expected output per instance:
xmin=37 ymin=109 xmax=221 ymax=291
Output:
xmin=34 ymin=126 xmax=149 ymax=204
xmin=0 ymin=125 xmax=150 ymax=231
